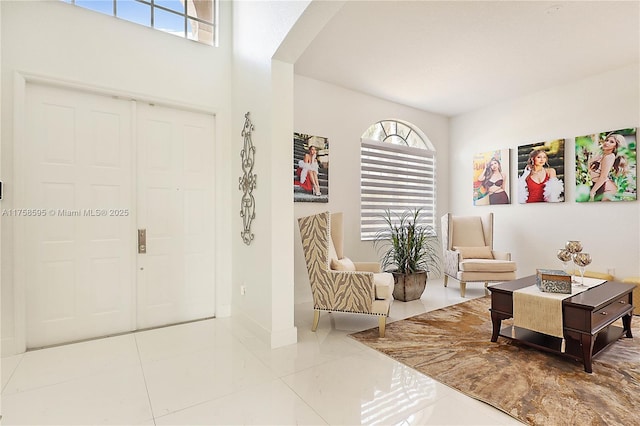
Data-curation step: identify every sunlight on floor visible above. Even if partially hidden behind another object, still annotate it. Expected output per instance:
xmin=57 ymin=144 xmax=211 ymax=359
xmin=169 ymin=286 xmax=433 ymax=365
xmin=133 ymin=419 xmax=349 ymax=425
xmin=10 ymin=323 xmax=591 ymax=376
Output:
xmin=1 ymin=278 xmax=522 ymax=425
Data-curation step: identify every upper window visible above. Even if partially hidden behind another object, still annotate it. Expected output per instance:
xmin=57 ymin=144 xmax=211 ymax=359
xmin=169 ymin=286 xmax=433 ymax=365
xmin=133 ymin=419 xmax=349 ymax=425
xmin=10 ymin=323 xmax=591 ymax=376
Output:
xmin=63 ymin=0 xmax=217 ymax=46
xmin=360 ymin=120 xmax=436 ymax=240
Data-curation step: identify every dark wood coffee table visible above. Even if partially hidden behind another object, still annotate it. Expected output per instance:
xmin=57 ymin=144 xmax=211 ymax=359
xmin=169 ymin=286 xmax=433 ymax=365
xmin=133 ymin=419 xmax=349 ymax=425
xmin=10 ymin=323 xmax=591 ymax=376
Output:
xmin=489 ymin=276 xmax=634 ymax=373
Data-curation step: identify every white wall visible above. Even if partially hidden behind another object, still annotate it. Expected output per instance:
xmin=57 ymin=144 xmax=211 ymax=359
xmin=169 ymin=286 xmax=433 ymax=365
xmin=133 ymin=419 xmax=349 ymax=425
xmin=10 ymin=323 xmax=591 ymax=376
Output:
xmin=0 ymin=0 xmax=3 ymax=358
xmin=293 ymin=75 xmax=450 ymax=303
xmin=1 ymin=0 xmax=233 ymax=355
xmin=231 ymin=0 xmax=312 ymax=347
xmin=450 ymin=64 xmax=640 ymax=280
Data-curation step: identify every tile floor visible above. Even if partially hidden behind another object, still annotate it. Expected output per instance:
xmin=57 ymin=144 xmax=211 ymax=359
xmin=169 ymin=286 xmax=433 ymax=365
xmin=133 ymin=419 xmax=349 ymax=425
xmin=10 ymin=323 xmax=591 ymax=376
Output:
xmin=1 ymin=279 xmax=523 ymax=425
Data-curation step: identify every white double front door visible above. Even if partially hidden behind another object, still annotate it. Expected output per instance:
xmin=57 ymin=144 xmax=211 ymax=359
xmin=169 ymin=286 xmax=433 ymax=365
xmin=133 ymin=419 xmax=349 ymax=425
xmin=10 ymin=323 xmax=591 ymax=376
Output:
xmin=22 ymin=83 xmax=216 ymax=348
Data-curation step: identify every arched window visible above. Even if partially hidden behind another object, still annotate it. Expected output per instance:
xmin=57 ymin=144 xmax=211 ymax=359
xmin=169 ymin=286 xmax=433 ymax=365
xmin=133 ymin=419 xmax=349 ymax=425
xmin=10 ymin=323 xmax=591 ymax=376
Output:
xmin=360 ymin=120 xmax=436 ymax=240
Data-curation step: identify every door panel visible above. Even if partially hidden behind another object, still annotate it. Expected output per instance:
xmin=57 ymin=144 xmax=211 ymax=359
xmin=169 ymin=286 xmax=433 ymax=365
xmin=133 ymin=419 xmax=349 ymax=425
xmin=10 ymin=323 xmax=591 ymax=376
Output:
xmin=25 ymin=84 xmax=135 ymax=348
xmin=22 ymin=84 xmax=216 ymax=347
xmin=136 ymin=103 xmax=215 ymax=329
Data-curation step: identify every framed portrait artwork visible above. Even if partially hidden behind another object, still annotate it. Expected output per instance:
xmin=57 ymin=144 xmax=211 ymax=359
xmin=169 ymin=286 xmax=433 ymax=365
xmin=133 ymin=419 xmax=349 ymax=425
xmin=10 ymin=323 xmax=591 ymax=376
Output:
xmin=293 ymin=133 xmax=329 ymax=202
xmin=473 ymin=149 xmax=511 ymax=205
xmin=575 ymin=128 xmax=637 ymax=202
xmin=517 ymin=139 xmax=565 ymax=203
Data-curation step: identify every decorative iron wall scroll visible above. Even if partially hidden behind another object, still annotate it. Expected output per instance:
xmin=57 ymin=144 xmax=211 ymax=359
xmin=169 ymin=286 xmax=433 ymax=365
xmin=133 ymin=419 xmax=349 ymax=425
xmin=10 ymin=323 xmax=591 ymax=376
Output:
xmin=239 ymin=112 xmax=256 ymax=245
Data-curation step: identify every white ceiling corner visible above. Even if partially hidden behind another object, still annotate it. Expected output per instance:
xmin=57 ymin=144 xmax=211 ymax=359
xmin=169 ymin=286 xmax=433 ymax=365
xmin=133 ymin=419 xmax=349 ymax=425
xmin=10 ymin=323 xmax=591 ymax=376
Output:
xmin=293 ymin=0 xmax=640 ymax=117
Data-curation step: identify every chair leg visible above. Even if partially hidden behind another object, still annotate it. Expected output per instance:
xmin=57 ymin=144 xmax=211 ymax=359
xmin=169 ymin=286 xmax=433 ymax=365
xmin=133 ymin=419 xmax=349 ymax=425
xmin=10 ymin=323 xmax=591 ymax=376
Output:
xmin=312 ymin=310 xmax=320 ymax=332
xmin=444 ymin=275 xmax=448 ymax=287
xmin=484 ymin=282 xmax=490 ymax=295
xmin=460 ymin=281 xmax=467 ymax=298
xmin=378 ymin=316 xmax=386 ymax=338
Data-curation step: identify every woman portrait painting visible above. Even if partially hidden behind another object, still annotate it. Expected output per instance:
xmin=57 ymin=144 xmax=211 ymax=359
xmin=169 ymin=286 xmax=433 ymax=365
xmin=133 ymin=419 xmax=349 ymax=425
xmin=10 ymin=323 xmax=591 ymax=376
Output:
xmin=575 ymin=128 xmax=637 ymax=202
xmin=293 ymin=133 xmax=329 ymax=202
xmin=473 ymin=149 xmax=510 ymax=205
xmin=517 ymin=140 xmax=565 ymax=203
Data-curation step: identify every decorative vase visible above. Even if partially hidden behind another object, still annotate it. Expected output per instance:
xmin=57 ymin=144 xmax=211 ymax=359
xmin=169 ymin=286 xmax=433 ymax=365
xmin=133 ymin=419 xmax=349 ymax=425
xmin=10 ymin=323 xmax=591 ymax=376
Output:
xmin=391 ymin=271 xmax=428 ymax=302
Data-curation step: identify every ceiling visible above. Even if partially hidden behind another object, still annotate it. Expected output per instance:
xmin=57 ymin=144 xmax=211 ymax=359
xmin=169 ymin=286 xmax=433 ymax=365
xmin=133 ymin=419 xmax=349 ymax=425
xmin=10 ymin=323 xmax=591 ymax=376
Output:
xmin=294 ymin=1 xmax=640 ymax=117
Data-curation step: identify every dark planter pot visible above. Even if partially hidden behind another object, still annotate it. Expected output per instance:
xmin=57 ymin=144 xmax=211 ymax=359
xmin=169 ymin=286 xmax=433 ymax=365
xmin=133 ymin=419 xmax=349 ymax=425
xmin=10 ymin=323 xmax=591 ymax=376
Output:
xmin=391 ymin=271 xmax=428 ymax=302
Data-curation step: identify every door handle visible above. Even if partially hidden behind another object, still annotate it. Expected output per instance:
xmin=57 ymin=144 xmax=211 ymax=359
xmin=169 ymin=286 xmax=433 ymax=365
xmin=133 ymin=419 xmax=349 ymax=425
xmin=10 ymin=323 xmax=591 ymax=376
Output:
xmin=138 ymin=229 xmax=146 ymax=254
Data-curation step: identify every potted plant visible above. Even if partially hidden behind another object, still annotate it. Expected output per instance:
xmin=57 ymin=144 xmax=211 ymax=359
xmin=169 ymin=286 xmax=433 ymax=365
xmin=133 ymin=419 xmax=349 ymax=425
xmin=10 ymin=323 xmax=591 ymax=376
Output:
xmin=373 ymin=208 xmax=441 ymax=301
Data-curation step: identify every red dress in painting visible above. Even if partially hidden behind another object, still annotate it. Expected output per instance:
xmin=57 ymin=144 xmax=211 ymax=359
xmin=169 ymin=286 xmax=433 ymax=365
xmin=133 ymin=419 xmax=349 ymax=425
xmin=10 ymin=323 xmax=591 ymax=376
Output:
xmin=525 ymin=174 xmax=549 ymax=203
xmin=294 ymin=167 xmax=314 ymax=192
xmin=294 ymin=156 xmax=318 ymax=193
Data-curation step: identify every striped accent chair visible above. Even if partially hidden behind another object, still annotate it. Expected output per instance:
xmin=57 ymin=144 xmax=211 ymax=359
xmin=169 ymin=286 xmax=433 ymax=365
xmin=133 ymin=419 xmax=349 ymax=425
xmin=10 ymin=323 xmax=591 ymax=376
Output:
xmin=298 ymin=211 xmax=394 ymax=337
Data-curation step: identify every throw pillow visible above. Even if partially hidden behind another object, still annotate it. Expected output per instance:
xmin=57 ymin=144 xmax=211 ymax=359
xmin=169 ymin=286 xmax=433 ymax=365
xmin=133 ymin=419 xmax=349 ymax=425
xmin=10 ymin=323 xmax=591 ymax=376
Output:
xmin=454 ymin=246 xmax=494 ymax=259
xmin=328 ymin=237 xmax=339 ymax=264
xmin=330 ymin=257 xmax=356 ymax=271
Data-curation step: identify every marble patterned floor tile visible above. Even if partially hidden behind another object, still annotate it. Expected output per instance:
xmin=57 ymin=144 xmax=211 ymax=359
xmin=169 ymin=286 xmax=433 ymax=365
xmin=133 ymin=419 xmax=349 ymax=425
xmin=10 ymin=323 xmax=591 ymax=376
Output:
xmin=155 ymin=378 xmax=327 ymax=425
xmin=1 ymin=277 xmax=537 ymax=425
xmin=247 ymin=325 xmax=365 ymax=377
xmin=390 ymin=391 xmax=526 ymax=425
xmin=388 ymin=278 xmax=485 ymax=322
xmin=281 ymin=349 xmax=452 ymax=425
xmin=1 ymin=354 xmax=23 ymax=392
xmin=135 ymin=318 xmax=235 ymax=363
xmin=142 ymin=342 xmax=278 ymax=417
xmin=1 ymin=365 xmax=152 ymax=425
xmin=2 ymin=334 xmax=140 ymax=395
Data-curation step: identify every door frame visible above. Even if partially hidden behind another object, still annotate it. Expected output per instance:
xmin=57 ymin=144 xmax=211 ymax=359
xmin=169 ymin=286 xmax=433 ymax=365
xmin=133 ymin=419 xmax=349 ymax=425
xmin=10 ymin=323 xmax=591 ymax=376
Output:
xmin=8 ymin=72 xmax=230 ymax=354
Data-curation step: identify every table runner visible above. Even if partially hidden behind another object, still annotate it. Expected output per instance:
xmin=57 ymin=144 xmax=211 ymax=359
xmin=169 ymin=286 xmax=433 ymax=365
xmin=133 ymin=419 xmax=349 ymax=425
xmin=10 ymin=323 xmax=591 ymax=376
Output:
xmin=513 ymin=276 xmax=606 ymax=338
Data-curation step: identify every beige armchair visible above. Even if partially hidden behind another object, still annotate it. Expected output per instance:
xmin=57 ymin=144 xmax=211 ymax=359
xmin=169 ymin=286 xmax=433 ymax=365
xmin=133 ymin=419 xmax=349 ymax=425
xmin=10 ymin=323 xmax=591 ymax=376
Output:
xmin=298 ymin=211 xmax=394 ymax=337
xmin=441 ymin=213 xmax=517 ymax=297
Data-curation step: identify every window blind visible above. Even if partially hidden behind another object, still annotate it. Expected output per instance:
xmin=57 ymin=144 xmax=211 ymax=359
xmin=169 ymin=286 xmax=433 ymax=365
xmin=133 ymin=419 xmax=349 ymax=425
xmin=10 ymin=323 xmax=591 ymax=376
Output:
xmin=360 ymin=138 xmax=436 ymax=240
